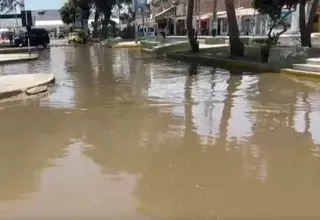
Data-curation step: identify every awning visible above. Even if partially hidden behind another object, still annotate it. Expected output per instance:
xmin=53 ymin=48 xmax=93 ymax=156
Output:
xmin=195 ymin=12 xmax=227 ymax=20
xmin=147 ymin=19 xmax=157 ymax=25
xmin=217 ymin=11 xmax=227 ymax=17
xmin=154 ymin=6 xmax=175 ymax=20
xmin=196 ymin=13 xmax=211 ymax=20
xmin=219 ymin=8 xmax=258 ymax=18
xmin=237 ymin=8 xmax=258 ymax=16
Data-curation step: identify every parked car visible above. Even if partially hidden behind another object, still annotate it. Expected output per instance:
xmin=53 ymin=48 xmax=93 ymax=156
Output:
xmin=13 ymin=28 xmax=50 ymax=48
xmin=68 ymin=32 xmax=81 ymax=44
xmin=57 ymin=32 xmax=65 ymax=39
xmin=68 ymin=29 xmax=87 ymax=44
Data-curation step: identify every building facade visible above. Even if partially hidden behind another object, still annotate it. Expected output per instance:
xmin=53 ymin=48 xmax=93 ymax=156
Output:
xmin=150 ymin=0 xmax=264 ymax=36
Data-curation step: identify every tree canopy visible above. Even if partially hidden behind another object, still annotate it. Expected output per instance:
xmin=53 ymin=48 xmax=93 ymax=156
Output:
xmin=0 ymin=0 xmax=23 ymax=13
xmin=252 ymin=0 xmax=299 ymax=21
xmin=59 ymin=0 xmax=92 ymax=26
xmin=60 ymin=0 xmax=131 ymax=26
xmin=252 ymin=0 xmax=301 ymax=42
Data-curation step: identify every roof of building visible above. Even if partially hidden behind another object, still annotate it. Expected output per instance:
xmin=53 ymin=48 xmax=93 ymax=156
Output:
xmin=32 ymin=9 xmax=61 ymax=21
xmin=32 ymin=9 xmax=95 ymax=21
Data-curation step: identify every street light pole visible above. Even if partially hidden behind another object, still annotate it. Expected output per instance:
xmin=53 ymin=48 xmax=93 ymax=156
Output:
xmin=198 ymin=0 xmax=201 ymax=34
xmin=15 ymin=4 xmax=18 ymax=29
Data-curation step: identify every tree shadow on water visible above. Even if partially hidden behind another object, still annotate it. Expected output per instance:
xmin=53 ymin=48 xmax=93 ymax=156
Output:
xmin=188 ymin=63 xmax=198 ymax=76
xmin=229 ymin=69 xmax=245 ymax=75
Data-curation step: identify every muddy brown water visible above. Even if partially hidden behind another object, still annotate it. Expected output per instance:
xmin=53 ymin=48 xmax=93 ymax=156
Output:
xmin=0 ymin=47 xmax=320 ymax=219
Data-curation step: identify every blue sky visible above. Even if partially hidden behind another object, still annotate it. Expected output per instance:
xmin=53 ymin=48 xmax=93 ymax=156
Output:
xmin=24 ymin=0 xmax=63 ymax=10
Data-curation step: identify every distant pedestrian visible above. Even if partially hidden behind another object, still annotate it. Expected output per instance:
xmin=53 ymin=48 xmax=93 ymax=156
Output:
xmin=160 ymin=28 xmax=166 ymax=39
xmin=9 ymin=32 xmax=13 ymax=46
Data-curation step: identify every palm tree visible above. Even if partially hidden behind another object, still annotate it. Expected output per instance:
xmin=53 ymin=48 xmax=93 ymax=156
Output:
xmin=225 ymin=0 xmax=244 ymax=57
xmin=299 ymin=0 xmax=319 ymax=47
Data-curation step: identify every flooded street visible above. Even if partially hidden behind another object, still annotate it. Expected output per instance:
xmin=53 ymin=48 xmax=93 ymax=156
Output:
xmin=0 ymin=47 xmax=320 ymax=219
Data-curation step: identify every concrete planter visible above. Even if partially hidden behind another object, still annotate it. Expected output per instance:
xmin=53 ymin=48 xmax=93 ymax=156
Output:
xmin=140 ymin=41 xmax=160 ymax=49
xmin=268 ymin=46 xmax=308 ymax=68
xmin=102 ymin=37 xmax=123 ymax=48
xmin=154 ymin=41 xmax=191 ymax=55
xmin=141 ymin=41 xmax=191 ymax=55
xmin=244 ymin=45 xmax=263 ymax=62
xmin=205 ymin=37 xmax=226 ymax=45
xmin=311 ymin=34 xmax=320 ymax=47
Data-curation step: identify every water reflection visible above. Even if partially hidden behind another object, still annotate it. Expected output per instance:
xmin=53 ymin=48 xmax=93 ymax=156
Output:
xmin=0 ymin=103 xmax=70 ymax=202
xmin=0 ymin=48 xmax=319 ymax=218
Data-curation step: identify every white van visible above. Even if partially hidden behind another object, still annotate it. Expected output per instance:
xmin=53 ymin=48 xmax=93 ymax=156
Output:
xmin=138 ymin=26 xmax=156 ymax=37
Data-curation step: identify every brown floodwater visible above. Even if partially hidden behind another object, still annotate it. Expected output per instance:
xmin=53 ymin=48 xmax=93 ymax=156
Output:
xmin=0 ymin=47 xmax=320 ymax=219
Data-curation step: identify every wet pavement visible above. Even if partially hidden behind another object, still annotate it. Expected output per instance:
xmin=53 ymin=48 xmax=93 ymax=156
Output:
xmin=0 ymin=46 xmax=319 ymax=219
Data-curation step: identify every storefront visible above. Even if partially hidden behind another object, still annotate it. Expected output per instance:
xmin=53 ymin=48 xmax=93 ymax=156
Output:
xmin=217 ymin=8 xmax=268 ymax=36
xmin=175 ymin=18 xmax=186 ymax=35
xmin=196 ymin=13 xmax=211 ymax=35
xmin=154 ymin=6 xmax=176 ymax=35
xmin=173 ymin=4 xmax=187 ymax=35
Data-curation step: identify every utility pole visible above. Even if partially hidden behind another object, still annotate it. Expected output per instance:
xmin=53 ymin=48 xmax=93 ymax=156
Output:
xmin=15 ymin=4 xmax=18 ymax=29
xmin=212 ymin=0 xmax=217 ymax=36
xmin=198 ymin=0 xmax=201 ymax=34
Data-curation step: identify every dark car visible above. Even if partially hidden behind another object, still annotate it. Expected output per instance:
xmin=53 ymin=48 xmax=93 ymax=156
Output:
xmin=57 ymin=32 xmax=65 ymax=39
xmin=14 ymin=28 xmax=50 ymax=48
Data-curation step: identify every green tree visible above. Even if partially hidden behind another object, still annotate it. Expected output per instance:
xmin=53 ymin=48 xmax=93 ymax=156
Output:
xmin=253 ymin=0 xmax=296 ymax=45
xmin=0 ymin=0 xmax=23 ymax=12
xmin=59 ymin=1 xmax=77 ymax=25
xmin=92 ymin=0 xmax=130 ymax=38
xmin=59 ymin=0 xmax=92 ymax=27
xmin=253 ymin=0 xmax=297 ymax=61
xmin=77 ymin=0 xmax=92 ymax=21
xmin=254 ymin=0 xmax=318 ymax=47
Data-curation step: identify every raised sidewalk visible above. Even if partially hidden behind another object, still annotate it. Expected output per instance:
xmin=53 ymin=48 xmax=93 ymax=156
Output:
xmin=0 ymin=74 xmax=55 ymax=101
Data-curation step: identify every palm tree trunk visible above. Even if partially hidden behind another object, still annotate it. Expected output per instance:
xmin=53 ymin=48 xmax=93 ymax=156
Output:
xmin=102 ymin=9 xmax=112 ymax=39
xmin=225 ymin=0 xmax=244 ymax=57
xmin=300 ymin=0 xmax=319 ymax=47
xmin=92 ymin=9 xmax=100 ymax=38
xmin=186 ymin=0 xmax=199 ymax=52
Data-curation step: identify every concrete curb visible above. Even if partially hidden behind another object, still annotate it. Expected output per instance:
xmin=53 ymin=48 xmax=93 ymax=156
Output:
xmin=112 ymin=44 xmax=140 ymax=49
xmin=49 ymin=44 xmax=74 ymax=47
xmin=280 ymin=68 xmax=320 ymax=78
xmin=0 ymin=47 xmax=38 ymax=54
xmin=166 ymin=53 xmax=279 ymax=73
xmin=49 ymin=44 xmax=91 ymax=47
xmin=141 ymin=48 xmax=155 ymax=53
xmin=0 ymin=74 xmax=55 ymax=101
xmin=0 ymin=53 xmax=39 ymax=64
